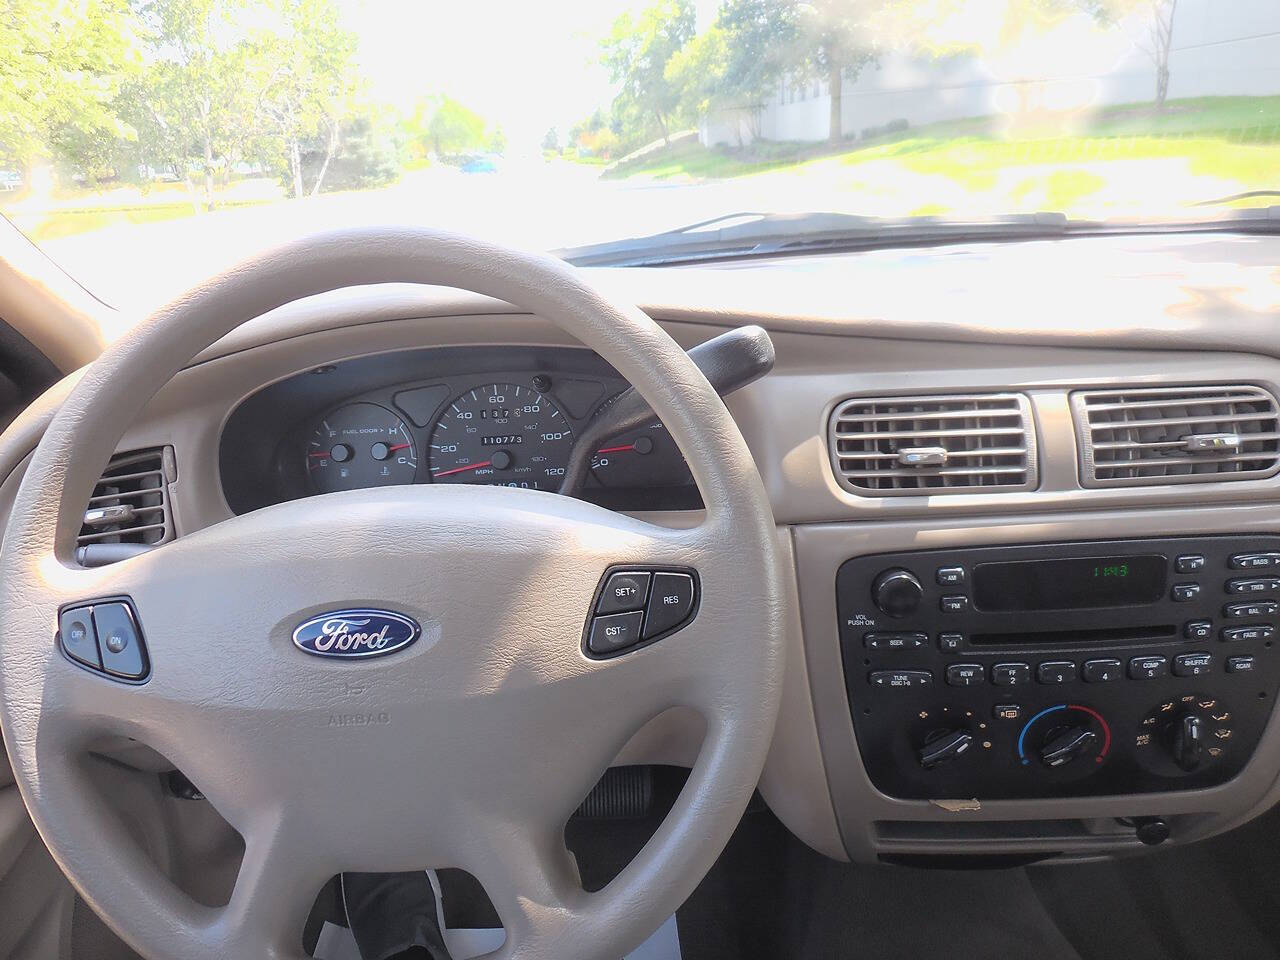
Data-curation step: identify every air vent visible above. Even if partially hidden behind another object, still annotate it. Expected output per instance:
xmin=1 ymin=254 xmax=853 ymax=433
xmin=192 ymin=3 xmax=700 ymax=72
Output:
xmin=828 ymin=393 xmax=1037 ymax=495
xmin=76 ymin=447 xmax=176 ymax=565
xmin=1072 ymin=385 xmax=1280 ymax=488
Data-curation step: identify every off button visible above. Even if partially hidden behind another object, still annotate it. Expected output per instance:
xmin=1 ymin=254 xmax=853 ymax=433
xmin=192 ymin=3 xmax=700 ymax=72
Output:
xmin=642 ymin=572 xmax=696 ymax=639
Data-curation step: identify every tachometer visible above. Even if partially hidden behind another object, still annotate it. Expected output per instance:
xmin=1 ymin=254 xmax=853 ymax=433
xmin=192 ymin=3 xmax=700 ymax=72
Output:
xmin=306 ymin=402 xmax=417 ymax=494
xmin=428 ymin=383 xmax=572 ymax=488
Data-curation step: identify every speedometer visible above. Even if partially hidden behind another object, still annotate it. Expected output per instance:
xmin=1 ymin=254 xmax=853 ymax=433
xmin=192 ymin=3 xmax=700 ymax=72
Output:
xmin=428 ymin=383 xmax=573 ymax=488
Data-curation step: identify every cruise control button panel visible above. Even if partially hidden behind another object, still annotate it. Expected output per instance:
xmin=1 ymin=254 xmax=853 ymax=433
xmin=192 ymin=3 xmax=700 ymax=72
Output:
xmin=585 ymin=567 xmax=698 ymax=657
xmin=57 ymin=598 xmax=148 ymax=681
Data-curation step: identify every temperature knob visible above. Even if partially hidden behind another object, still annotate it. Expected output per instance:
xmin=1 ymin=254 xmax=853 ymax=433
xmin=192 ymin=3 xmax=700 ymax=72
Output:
xmin=872 ymin=568 xmax=923 ymax=618
xmin=1017 ymin=704 xmax=1111 ymax=776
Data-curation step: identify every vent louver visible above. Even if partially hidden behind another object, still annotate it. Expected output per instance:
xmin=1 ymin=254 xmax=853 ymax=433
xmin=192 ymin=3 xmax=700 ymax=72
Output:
xmin=76 ymin=447 xmax=175 ymax=565
xmin=828 ymin=393 xmax=1037 ymax=495
xmin=1072 ymin=385 xmax=1280 ymax=487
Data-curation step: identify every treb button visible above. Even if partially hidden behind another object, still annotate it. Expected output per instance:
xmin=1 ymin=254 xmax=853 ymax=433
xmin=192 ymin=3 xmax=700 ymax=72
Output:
xmin=642 ymin=572 xmax=696 ymax=639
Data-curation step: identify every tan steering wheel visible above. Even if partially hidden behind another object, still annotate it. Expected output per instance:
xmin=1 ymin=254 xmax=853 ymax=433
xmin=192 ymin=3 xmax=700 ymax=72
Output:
xmin=0 ymin=228 xmax=785 ymax=960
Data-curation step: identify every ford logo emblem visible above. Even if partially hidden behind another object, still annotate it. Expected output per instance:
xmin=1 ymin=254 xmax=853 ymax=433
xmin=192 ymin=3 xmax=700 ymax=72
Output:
xmin=292 ymin=609 xmax=421 ymax=659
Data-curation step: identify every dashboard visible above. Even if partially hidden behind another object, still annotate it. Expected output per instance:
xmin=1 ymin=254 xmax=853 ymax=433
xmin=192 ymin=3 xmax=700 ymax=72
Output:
xmin=218 ymin=345 xmax=698 ymax=514
xmin=6 ymin=230 xmax=1280 ymax=868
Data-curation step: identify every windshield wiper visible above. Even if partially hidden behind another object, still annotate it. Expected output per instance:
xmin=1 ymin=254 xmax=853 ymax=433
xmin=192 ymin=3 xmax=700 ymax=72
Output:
xmin=555 ymin=211 xmax=1080 ymax=267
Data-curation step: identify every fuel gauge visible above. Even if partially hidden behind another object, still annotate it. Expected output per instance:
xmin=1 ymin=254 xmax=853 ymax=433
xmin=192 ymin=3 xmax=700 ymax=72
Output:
xmin=306 ymin=402 xmax=418 ymax=494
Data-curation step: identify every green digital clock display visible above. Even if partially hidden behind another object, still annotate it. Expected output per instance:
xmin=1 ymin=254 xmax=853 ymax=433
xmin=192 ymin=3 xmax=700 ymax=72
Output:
xmin=974 ymin=555 xmax=1167 ymax=612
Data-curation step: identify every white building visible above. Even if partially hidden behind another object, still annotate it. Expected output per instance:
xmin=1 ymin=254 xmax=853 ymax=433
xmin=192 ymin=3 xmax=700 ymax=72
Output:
xmin=699 ymin=0 xmax=1280 ymax=147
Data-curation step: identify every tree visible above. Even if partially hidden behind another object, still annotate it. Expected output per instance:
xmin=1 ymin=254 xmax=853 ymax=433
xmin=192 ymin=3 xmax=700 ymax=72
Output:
xmin=0 ymin=0 xmax=138 ymax=169
xmin=796 ymin=0 xmax=878 ymax=142
xmin=423 ymin=96 xmax=486 ymax=157
xmin=541 ymin=127 xmax=559 ymax=152
xmin=252 ymin=0 xmax=361 ymax=197
xmin=600 ymin=0 xmax=696 ymax=147
xmin=1070 ymin=0 xmax=1178 ymax=108
xmin=125 ymin=0 xmax=263 ymax=206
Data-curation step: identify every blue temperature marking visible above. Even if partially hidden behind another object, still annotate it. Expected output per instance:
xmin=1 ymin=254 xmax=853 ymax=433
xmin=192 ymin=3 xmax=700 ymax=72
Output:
xmin=1017 ymin=704 xmax=1068 ymax=759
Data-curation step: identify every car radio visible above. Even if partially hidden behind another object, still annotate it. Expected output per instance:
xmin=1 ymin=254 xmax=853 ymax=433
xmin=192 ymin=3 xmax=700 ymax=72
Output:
xmin=836 ymin=536 xmax=1280 ymax=800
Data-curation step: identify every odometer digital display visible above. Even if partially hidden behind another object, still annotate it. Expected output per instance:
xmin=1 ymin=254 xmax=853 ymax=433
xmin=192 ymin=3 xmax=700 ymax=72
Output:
xmin=973 ymin=554 xmax=1167 ymax=612
xmin=428 ymin=382 xmax=572 ymax=488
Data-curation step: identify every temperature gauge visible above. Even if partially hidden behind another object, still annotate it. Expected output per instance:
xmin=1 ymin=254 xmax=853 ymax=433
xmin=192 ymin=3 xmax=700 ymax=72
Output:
xmin=306 ymin=402 xmax=417 ymax=494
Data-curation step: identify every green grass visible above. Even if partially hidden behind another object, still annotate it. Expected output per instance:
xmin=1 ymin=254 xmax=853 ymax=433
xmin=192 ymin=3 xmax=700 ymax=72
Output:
xmin=602 ymin=95 xmax=1280 ymax=215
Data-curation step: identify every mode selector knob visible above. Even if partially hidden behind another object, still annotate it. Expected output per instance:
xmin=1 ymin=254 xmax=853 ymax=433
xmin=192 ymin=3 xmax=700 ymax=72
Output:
xmin=873 ymin=568 xmax=923 ymax=619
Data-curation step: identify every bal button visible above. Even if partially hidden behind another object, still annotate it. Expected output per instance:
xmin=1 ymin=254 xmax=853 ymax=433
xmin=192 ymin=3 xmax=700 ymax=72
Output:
xmin=642 ymin=572 xmax=696 ymax=639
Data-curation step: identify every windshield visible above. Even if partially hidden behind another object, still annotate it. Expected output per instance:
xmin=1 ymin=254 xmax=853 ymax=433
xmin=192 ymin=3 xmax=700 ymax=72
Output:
xmin=3 ymin=0 xmax=1279 ymax=316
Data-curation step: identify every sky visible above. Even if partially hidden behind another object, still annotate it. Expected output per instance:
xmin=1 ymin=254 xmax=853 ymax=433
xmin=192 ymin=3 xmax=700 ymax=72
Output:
xmin=342 ymin=0 xmax=722 ymax=152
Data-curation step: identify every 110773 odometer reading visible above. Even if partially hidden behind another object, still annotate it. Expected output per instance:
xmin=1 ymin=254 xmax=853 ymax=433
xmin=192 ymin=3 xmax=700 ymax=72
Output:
xmin=427 ymin=382 xmax=573 ymax=488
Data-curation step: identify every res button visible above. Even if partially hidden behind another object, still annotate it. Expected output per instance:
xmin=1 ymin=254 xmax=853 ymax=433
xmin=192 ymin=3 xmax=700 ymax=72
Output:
xmin=642 ymin=572 xmax=696 ymax=639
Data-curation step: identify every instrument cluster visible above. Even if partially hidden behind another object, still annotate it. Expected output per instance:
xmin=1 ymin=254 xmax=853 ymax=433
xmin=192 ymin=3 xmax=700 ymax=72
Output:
xmin=219 ymin=346 xmax=699 ymax=514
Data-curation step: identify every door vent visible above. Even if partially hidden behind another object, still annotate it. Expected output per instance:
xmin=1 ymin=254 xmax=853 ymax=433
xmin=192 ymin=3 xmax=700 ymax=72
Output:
xmin=77 ymin=447 xmax=176 ymax=565
xmin=1072 ymin=385 xmax=1280 ymax=487
xmin=828 ymin=393 xmax=1037 ymax=495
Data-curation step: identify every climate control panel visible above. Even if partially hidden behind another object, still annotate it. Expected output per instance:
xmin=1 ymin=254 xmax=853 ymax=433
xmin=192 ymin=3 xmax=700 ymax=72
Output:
xmin=838 ymin=537 xmax=1280 ymax=800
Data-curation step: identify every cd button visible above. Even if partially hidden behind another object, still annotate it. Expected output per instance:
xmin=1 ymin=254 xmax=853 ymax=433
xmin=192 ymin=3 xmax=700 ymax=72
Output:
xmin=1082 ymin=658 xmax=1122 ymax=682
xmin=1128 ymin=655 xmax=1169 ymax=680
xmin=1037 ymin=661 xmax=1076 ymax=685
xmin=990 ymin=662 xmax=1030 ymax=686
xmin=1184 ymin=620 xmax=1214 ymax=640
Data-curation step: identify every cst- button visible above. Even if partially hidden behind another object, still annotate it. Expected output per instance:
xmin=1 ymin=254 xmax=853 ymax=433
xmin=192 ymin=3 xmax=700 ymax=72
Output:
xmin=596 ymin=571 xmax=650 ymax=614
xmin=59 ymin=607 xmax=101 ymax=669
xmin=91 ymin=602 xmax=147 ymax=679
xmin=642 ymin=572 xmax=696 ymax=639
xmin=588 ymin=611 xmax=645 ymax=654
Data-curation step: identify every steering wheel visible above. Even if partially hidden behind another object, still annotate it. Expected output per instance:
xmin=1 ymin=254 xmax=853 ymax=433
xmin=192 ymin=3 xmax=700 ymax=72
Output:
xmin=0 ymin=228 xmax=784 ymax=960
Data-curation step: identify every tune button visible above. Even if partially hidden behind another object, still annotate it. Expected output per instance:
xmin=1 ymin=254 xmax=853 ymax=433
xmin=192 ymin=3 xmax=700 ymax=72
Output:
xmin=1129 ymin=655 xmax=1169 ymax=680
xmin=1184 ymin=620 xmax=1214 ymax=640
xmin=1173 ymin=652 xmax=1213 ymax=677
xmin=991 ymin=662 xmax=1031 ymax=686
xmin=1225 ymin=601 xmax=1278 ymax=619
xmin=945 ymin=663 xmax=984 ymax=686
xmin=1082 ymin=658 xmax=1123 ymax=683
xmin=869 ymin=670 xmax=933 ymax=689
xmin=1037 ymin=661 xmax=1077 ymax=684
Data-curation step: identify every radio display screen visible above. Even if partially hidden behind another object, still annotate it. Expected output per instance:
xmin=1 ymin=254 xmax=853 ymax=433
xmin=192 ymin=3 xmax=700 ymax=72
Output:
xmin=973 ymin=555 xmax=1167 ymax=612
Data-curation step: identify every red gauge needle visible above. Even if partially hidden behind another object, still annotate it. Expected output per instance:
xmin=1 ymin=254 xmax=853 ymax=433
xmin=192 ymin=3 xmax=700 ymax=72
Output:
xmin=433 ymin=460 xmax=492 ymax=478
xmin=595 ymin=443 xmax=637 ymax=455
xmin=388 ymin=443 xmax=412 ymax=452
xmin=307 ymin=452 xmax=329 ymax=458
